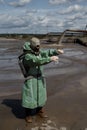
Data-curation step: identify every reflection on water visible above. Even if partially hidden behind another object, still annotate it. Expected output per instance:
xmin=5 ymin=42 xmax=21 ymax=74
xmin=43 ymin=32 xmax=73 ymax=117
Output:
xmin=0 ymin=59 xmax=17 ymax=68
xmin=63 ymin=48 xmax=84 ymax=57
xmin=0 ymin=55 xmax=17 ymax=60
xmin=0 ymin=45 xmax=87 ymax=81
xmin=0 ymin=48 xmax=8 ymax=52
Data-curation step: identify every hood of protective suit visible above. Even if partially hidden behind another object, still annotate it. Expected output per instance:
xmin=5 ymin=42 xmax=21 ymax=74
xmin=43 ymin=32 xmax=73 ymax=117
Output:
xmin=23 ymin=40 xmax=40 ymax=55
xmin=23 ymin=42 xmax=31 ymax=51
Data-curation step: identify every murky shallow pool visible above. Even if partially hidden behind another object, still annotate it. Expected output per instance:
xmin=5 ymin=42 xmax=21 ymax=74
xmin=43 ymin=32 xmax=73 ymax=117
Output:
xmin=0 ymin=46 xmax=87 ymax=81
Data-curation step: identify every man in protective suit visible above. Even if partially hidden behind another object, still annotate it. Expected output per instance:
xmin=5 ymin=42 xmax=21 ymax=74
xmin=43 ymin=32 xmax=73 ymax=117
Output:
xmin=21 ymin=37 xmax=63 ymax=123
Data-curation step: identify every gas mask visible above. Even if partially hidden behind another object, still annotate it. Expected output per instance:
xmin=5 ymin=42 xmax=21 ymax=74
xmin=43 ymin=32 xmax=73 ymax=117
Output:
xmin=30 ymin=37 xmax=40 ymax=54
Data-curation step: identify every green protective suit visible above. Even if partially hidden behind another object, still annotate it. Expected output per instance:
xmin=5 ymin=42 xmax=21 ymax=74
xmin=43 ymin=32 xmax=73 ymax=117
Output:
xmin=22 ymin=42 xmax=59 ymax=109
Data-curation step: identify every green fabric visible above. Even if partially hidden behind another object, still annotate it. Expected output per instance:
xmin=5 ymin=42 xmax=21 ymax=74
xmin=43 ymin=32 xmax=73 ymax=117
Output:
xmin=23 ymin=42 xmax=31 ymax=51
xmin=22 ymin=42 xmax=58 ymax=109
xmin=22 ymin=77 xmax=47 ymax=108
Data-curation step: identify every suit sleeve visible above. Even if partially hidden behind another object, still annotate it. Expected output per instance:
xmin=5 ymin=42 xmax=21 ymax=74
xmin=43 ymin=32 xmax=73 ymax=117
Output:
xmin=24 ymin=53 xmax=51 ymax=66
xmin=40 ymin=49 xmax=59 ymax=57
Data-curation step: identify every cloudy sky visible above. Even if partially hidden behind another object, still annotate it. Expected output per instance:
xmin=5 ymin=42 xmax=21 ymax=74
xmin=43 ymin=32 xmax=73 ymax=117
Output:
xmin=0 ymin=0 xmax=87 ymax=34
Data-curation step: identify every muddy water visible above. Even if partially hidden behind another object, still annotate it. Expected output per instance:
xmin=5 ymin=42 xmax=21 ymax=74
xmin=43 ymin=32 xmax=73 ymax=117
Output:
xmin=0 ymin=46 xmax=86 ymax=79
xmin=0 ymin=41 xmax=87 ymax=95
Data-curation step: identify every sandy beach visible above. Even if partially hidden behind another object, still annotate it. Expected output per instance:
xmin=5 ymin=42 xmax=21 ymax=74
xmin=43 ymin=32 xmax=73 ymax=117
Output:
xmin=0 ymin=38 xmax=87 ymax=130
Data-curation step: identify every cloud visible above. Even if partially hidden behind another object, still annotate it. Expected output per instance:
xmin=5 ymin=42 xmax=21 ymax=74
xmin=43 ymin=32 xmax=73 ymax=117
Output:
xmin=49 ymin=0 xmax=68 ymax=5
xmin=59 ymin=4 xmax=83 ymax=14
xmin=67 ymin=13 xmax=83 ymax=21
xmin=7 ymin=0 xmax=32 ymax=7
xmin=49 ymin=0 xmax=86 ymax=5
xmin=0 ymin=0 xmax=3 ymax=2
xmin=0 ymin=13 xmax=28 ymax=30
xmin=0 ymin=0 xmax=4 ymax=3
xmin=0 ymin=6 xmax=86 ymax=33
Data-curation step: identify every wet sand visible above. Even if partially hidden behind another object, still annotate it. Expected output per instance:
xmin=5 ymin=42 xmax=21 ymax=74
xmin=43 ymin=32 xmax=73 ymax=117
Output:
xmin=0 ymin=38 xmax=87 ymax=130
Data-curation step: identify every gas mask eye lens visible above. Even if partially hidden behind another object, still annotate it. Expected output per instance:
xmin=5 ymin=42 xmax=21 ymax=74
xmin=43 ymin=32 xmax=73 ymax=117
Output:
xmin=36 ymin=45 xmax=40 ymax=48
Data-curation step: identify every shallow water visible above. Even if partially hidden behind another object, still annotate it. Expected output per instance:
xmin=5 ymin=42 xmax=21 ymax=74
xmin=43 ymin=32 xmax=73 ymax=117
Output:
xmin=0 ymin=44 xmax=87 ymax=80
xmin=63 ymin=49 xmax=84 ymax=57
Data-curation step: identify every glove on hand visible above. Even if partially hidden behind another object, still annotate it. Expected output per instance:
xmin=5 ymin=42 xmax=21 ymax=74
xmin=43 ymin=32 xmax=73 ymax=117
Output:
xmin=57 ymin=49 xmax=64 ymax=54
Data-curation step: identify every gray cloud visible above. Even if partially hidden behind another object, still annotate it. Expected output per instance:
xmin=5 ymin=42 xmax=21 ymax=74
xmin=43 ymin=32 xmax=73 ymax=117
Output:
xmin=3 ymin=0 xmax=32 ymax=7
xmin=59 ymin=5 xmax=83 ymax=14
xmin=0 ymin=13 xmax=28 ymax=29
xmin=49 ymin=0 xmax=86 ymax=5
xmin=0 ymin=0 xmax=5 ymax=4
xmin=0 ymin=0 xmax=4 ymax=2
xmin=49 ymin=0 xmax=68 ymax=5
xmin=67 ymin=13 xmax=84 ymax=21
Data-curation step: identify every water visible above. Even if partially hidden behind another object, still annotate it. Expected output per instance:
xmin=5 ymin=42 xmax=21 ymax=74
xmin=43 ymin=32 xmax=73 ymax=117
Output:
xmin=1 ymin=45 xmax=87 ymax=80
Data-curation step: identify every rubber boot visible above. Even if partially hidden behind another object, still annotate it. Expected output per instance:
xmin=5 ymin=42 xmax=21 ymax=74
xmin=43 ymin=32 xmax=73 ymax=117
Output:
xmin=25 ymin=116 xmax=32 ymax=123
xmin=38 ymin=108 xmax=48 ymax=118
